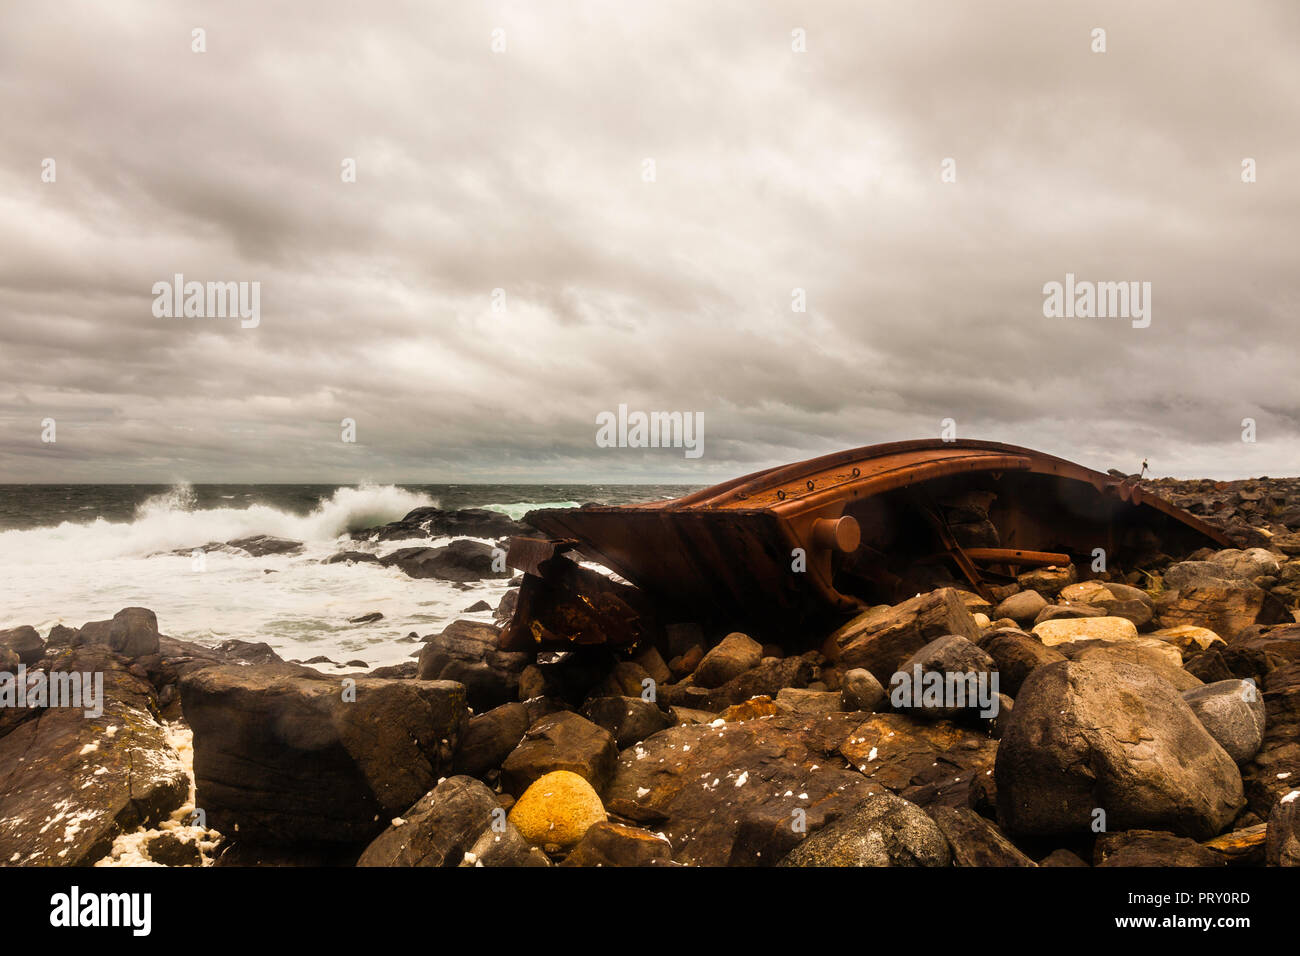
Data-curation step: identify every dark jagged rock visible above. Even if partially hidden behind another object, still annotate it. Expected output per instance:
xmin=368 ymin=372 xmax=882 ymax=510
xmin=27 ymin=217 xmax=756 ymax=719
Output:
xmin=562 ymin=821 xmax=674 ymax=867
xmin=226 ymin=535 xmax=304 ymax=556
xmin=825 ymin=588 xmax=980 ymax=685
xmin=416 ymin=620 xmax=529 ymax=710
xmin=1094 ymin=829 xmax=1226 ymax=867
xmin=580 ymin=696 xmax=672 ymax=749
xmin=357 ymin=507 xmax=528 ymax=543
xmin=75 ymin=607 xmax=161 ymax=660
xmin=381 ymin=539 xmax=512 ymax=583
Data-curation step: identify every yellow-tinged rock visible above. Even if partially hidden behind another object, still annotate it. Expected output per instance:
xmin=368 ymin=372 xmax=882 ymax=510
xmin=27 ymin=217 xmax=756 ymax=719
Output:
xmin=1032 ymin=616 xmax=1140 ymax=646
xmin=1059 ymin=581 xmax=1114 ymax=603
xmin=720 ymin=696 xmax=781 ymax=721
xmin=508 ymin=771 xmax=606 ymax=849
xmin=1151 ymin=625 xmax=1224 ymax=655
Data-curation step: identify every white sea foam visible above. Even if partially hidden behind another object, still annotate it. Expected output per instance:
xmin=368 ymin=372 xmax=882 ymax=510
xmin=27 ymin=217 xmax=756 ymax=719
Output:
xmin=0 ymin=484 xmax=512 ymax=669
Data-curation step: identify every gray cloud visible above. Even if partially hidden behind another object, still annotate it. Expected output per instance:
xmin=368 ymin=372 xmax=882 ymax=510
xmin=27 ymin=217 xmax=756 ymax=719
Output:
xmin=1 ymin=0 xmax=1297 ymax=483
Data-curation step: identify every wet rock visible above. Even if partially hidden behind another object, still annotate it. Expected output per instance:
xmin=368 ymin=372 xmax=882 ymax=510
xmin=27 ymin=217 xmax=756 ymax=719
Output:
xmin=996 ymin=660 xmax=1244 ymax=840
xmin=927 ymin=805 xmax=1035 ymax=866
xmin=826 ymin=588 xmax=980 ymax=685
xmin=500 ymin=711 xmax=618 ymax=797
xmin=605 ymin=713 xmax=874 ymax=866
xmin=359 ymin=506 xmax=527 ymax=543
xmin=493 ymin=588 xmax=519 ymax=625
xmin=840 ymin=667 xmax=885 ymax=712
xmin=142 ymin=831 xmax=204 ymax=867
xmin=1182 ymin=679 xmax=1267 ymax=763
xmin=349 ymin=612 xmax=383 ymax=624
xmin=357 ymin=776 xmax=498 ymax=867
xmin=508 ymin=770 xmax=606 ymax=849
xmin=562 ymin=821 xmax=673 ymax=866
xmin=325 ymin=551 xmax=381 ymax=565
xmin=777 ymin=793 xmax=951 ymax=867
xmin=694 ymin=632 xmax=763 ymax=689
xmin=181 ymin=662 xmax=468 ymax=849
xmin=227 ymin=535 xmax=304 ymax=557
xmin=380 ymin=539 xmax=512 ymax=583
xmin=580 ymin=696 xmax=671 ymax=749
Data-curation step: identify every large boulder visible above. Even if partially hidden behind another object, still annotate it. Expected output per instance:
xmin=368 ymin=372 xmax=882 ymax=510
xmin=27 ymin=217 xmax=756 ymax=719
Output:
xmin=359 ymin=506 xmax=527 ymax=543
xmin=777 ymin=793 xmax=951 ymax=867
xmin=0 ymin=645 xmax=188 ymax=866
xmin=356 ymin=775 xmax=498 ymax=867
xmin=416 ymin=620 xmax=530 ymax=710
xmin=995 ymin=660 xmax=1244 ymax=840
xmin=180 ymin=662 xmax=468 ymax=849
xmin=1182 ymin=679 xmax=1267 ymax=763
xmin=499 ymin=711 xmax=618 ymax=797
xmin=604 ymin=713 xmax=875 ymax=866
xmin=1032 ymin=616 xmax=1141 ymax=647
xmin=840 ymin=667 xmax=886 ymax=712
xmin=826 ymin=588 xmax=980 ymax=684
xmin=1241 ymin=659 xmax=1300 ymax=817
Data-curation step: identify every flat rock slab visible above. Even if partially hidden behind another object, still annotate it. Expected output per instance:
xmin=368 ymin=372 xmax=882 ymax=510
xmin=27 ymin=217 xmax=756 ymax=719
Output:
xmin=605 ymin=713 xmax=874 ymax=866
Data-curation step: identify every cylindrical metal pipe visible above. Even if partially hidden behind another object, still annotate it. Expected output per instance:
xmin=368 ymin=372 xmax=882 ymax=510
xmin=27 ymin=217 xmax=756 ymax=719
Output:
xmin=812 ymin=515 xmax=860 ymax=553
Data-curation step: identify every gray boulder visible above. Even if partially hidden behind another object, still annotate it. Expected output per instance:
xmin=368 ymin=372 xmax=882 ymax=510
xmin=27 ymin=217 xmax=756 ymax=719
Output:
xmin=1182 ymin=679 xmax=1267 ymax=763
xmin=777 ymin=793 xmax=951 ymax=867
xmin=995 ymin=660 xmax=1244 ymax=840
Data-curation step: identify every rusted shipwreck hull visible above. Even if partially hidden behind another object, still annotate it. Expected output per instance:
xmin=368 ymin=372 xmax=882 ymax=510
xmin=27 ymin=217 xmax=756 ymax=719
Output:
xmin=511 ymin=439 xmax=1232 ymax=639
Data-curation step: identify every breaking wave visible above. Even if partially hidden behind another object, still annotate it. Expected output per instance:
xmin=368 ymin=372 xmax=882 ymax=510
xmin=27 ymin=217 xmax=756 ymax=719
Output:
xmin=0 ymin=484 xmax=435 ymax=565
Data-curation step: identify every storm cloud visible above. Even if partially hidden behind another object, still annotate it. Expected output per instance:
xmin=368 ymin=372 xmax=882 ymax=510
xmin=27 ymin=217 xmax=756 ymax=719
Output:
xmin=1 ymin=0 xmax=1297 ymax=482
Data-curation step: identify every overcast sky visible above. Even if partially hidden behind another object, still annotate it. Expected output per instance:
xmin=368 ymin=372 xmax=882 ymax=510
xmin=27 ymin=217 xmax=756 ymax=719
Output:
xmin=1 ymin=0 xmax=1297 ymax=484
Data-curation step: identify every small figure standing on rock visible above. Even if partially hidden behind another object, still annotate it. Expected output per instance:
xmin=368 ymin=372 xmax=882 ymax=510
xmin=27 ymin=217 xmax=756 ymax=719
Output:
xmin=1140 ymin=458 xmax=1149 ymax=479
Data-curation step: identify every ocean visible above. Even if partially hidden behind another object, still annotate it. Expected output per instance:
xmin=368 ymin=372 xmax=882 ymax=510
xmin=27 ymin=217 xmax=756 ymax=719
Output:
xmin=0 ymin=483 xmax=696 ymax=669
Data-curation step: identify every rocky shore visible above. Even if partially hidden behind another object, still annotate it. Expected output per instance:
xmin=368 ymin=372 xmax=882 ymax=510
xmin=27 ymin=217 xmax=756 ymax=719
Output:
xmin=3 ymin=475 xmax=1299 ymax=867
